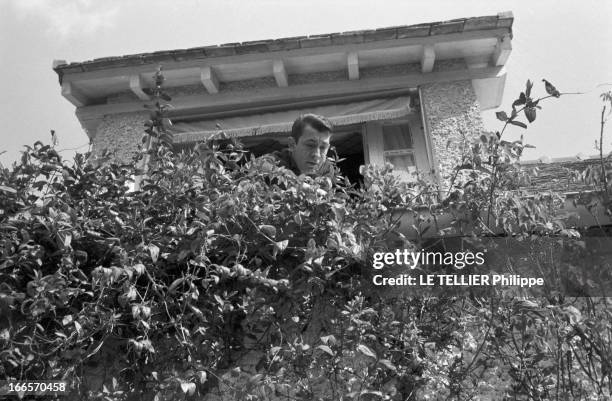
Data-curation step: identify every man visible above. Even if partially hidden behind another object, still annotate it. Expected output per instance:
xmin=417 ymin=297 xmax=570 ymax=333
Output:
xmin=272 ymin=114 xmax=334 ymax=176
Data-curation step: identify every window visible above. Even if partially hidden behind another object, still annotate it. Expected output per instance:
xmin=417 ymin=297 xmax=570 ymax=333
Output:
xmin=364 ymin=115 xmax=431 ymax=182
xmin=171 ymin=106 xmax=431 ymax=185
xmin=330 ymin=125 xmax=365 ymax=185
xmin=196 ymin=126 xmax=366 ymax=185
xmin=382 ymin=123 xmax=416 ymax=179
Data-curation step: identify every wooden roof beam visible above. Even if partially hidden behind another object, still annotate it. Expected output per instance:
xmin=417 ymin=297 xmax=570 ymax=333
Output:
xmin=491 ymin=35 xmax=511 ymax=66
xmin=200 ymin=67 xmax=219 ymax=94
xmin=61 ymin=81 xmax=88 ymax=107
xmin=129 ymin=75 xmax=151 ymax=101
xmin=347 ymin=52 xmax=359 ymax=80
xmin=421 ymin=44 xmax=435 ymax=73
xmin=273 ymin=60 xmax=288 ymax=87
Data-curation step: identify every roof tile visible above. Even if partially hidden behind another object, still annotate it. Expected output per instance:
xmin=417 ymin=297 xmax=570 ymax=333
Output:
xmin=396 ymin=24 xmax=431 ymax=38
xmin=202 ymin=45 xmax=236 ymax=57
xmin=57 ymin=65 xmax=84 ymax=73
xmin=463 ymin=16 xmax=498 ymax=31
xmin=172 ymin=49 xmax=202 ymax=61
xmin=142 ymin=53 xmax=176 ymax=64
xmin=83 ymin=57 xmax=142 ymax=70
xmin=497 ymin=17 xmax=513 ymax=29
xmin=330 ymin=32 xmax=365 ymax=45
xmin=430 ymin=20 xmax=465 ymax=35
xmin=363 ymin=28 xmax=397 ymax=42
xmin=90 ymin=56 xmax=121 ymax=63
xmin=299 ymin=35 xmax=332 ymax=48
xmin=267 ymin=38 xmax=302 ymax=51
xmin=497 ymin=11 xmax=514 ymax=28
xmin=235 ymin=42 xmax=270 ymax=55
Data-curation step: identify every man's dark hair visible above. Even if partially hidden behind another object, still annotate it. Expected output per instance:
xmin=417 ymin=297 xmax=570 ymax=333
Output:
xmin=290 ymin=114 xmax=333 ymax=142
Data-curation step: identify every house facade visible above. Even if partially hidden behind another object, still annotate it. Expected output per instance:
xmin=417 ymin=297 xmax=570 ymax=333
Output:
xmin=53 ymin=12 xmax=513 ymax=192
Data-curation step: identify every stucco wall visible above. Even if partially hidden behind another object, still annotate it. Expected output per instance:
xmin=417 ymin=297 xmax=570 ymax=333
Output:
xmin=91 ymin=111 xmax=148 ymax=164
xmin=420 ymin=80 xmax=484 ymax=192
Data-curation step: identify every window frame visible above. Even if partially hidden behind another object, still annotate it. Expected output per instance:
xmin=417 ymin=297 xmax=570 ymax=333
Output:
xmin=363 ymin=114 xmax=431 ymax=182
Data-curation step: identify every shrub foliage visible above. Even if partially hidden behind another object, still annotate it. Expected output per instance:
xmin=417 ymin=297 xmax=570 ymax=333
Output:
xmin=1 ymin=77 xmax=611 ymax=400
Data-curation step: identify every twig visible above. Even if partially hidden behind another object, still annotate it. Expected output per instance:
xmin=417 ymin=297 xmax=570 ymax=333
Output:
xmin=57 ymin=143 xmax=91 ymax=153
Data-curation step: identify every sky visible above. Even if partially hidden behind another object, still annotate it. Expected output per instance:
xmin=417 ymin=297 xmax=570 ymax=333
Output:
xmin=1 ymin=0 xmax=611 ymax=167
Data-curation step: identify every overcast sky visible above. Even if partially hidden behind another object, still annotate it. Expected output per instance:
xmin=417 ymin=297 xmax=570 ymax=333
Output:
xmin=1 ymin=0 xmax=611 ymax=166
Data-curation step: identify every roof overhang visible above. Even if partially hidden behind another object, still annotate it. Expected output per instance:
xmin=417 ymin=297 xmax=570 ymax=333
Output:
xmin=53 ymin=12 xmax=513 ymax=139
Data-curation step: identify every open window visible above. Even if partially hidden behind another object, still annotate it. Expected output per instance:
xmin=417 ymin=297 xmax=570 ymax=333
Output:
xmin=363 ymin=115 xmax=431 ymax=182
xmin=330 ymin=124 xmax=365 ymax=185
xmin=230 ymin=125 xmax=366 ymax=185
xmin=382 ymin=122 xmax=417 ymax=180
xmin=169 ymin=95 xmax=429 ymax=184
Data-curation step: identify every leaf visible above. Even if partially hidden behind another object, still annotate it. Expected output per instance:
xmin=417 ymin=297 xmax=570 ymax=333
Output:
xmin=248 ymin=374 xmax=263 ymax=384
xmin=525 ymin=79 xmax=533 ymax=98
xmin=148 ymin=244 xmax=160 ymax=263
xmin=495 ymin=111 xmax=509 ymax=122
xmin=274 ymin=240 xmax=288 ymax=253
xmin=564 ymin=305 xmax=582 ymax=324
xmin=524 ymin=107 xmax=536 ymax=123
xmin=509 ymin=120 xmax=528 ymax=129
xmin=63 ymin=232 xmax=72 ymax=247
xmin=196 ymin=371 xmax=207 ymax=384
xmin=293 ymin=213 xmax=303 ymax=225
xmin=543 ymin=79 xmax=561 ymax=97
xmin=357 ymin=344 xmax=377 ymax=359
xmin=378 ymin=359 xmax=397 ymax=372
xmin=320 ymin=335 xmax=337 ymax=345
xmin=132 ymin=264 xmax=145 ymax=276
xmin=213 ymin=294 xmax=225 ymax=307
xmin=360 ymin=390 xmax=383 ymax=398
xmin=513 ymin=92 xmax=527 ymax=108
xmin=0 ymin=185 xmax=17 ymax=194
xmin=85 ymin=340 xmax=105 ymax=359
xmin=259 ymin=225 xmax=276 ymax=238
xmin=316 ymin=345 xmax=334 ymax=356
xmin=517 ymin=300 xmax=539 ymax=309
xmin=180 ymin=382 xmax=196 ymax=395
xmin=168 ymin=278 xmax=185 ymax=294
xmin=358 ymin=308 xmax=378 ymax=317
xmin=74 ymin=321 xmax=83 ymax=337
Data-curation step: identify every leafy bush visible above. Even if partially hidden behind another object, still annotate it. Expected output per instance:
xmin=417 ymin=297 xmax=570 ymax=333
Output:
xmin=1 ymin=77 xmax=611 ymax=400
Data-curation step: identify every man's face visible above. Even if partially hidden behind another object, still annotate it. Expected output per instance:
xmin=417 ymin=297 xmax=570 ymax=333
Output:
xmin=290 ymin=124 xmax=331 ymax=175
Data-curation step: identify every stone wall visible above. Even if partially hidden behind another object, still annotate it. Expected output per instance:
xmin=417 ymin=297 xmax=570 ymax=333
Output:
xmin=420 ymin=80 xmax=484 ymax=192
xmin=90 ymin=111 xmax=149 ymax=165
